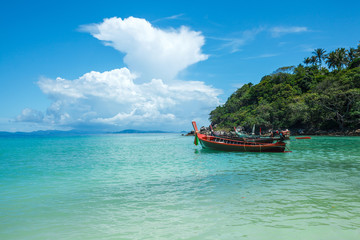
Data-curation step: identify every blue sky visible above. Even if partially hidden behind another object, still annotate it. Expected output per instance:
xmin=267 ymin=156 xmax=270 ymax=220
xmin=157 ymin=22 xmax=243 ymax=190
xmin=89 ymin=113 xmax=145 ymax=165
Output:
xmin=1 ymin=0 xmax=359 ymax=132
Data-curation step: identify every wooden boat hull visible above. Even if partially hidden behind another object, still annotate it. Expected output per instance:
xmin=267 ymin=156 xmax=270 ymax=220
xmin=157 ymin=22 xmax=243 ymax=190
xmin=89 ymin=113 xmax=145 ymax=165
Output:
xmin=192 ymin=121 xmax=286 ymax=152
xmin=197 ymin=134 xmax=286 ymax=152
xmin=242 ymin=137 xmax=275 ymax=143
xmin=211 ymin=135 xmax=275 ymax=143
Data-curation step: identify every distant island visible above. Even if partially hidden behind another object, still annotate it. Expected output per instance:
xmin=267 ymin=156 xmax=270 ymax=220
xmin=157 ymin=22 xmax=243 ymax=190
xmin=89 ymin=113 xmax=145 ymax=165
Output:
xmin=0 ymin=129 xmax=175 ymax=137
xmin=0 ymin=130 xmax=82 ymax=137
xmin=210 ymin=42 xmax=360 ymax=135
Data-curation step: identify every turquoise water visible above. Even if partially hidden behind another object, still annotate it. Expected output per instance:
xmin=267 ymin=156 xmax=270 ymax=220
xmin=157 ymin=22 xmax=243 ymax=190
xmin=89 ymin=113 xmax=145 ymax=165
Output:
xmin=1 ymin=134 xmax=360 ymax=239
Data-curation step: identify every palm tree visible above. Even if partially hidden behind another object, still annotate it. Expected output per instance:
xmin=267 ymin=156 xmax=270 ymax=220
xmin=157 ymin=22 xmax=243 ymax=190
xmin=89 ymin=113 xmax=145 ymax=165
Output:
xmin=312 ymin=48 xmax=326 ymax=68
xmin=326 ymin=48 xmax=348 ymax=70
xmin=303 ymin=57 xmax=311 ymax=66
xmin=326 ymin=51 xmax=337 ymax=70
xmin=347 ymin=48 xmax=357 ymax=62
xmin=335 ymin=48 xmax=348 ymax=70
xmin=310 ymin=56 xmax=317 ymax=66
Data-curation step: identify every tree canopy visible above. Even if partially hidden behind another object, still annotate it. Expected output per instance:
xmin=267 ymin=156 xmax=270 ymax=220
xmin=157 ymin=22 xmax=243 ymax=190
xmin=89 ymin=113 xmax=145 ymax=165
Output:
xmin=210 ymin=42 xmax=360 ymax=133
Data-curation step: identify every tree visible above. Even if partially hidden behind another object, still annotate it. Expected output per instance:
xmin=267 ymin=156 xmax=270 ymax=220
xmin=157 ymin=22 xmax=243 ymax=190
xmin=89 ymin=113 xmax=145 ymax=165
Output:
xmin=304 ymin=56 xmax=318 ymax=67
xmin=312 ymin=48 xmax=327 ymax=68
xmin=310 ymin=56 xmax=318 ymax=66
xmin=335 ymin=48 xmax=348 ymax=70
xmin=349 ymin=58 xmax=360 ymax=69
xmin=209 ymin=42 xmax=360 ymax=132
xmin=314 ymin=89 xmax=360 ymax=130
xmin=326 ymin=48 xmax=348 ymax=70
xmin=273 ymin=66 xmax=295 ymax=74
xmin=347 ymin=47 xmax=360 ymax=69
xmin=326 ymin=51 xmax=337 ymax=70
xmin=304 ymin=57 xmax=312 ymax=66
xmin=347 ymin=48 xmax=358 ymax=62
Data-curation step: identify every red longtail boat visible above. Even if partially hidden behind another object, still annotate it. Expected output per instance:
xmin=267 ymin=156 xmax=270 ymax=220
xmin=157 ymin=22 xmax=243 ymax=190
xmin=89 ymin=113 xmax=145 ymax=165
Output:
xmin=192 ymin=121 xmax=286 ymax=152
xmin=209 ymin=125 xmax=275 ymax=143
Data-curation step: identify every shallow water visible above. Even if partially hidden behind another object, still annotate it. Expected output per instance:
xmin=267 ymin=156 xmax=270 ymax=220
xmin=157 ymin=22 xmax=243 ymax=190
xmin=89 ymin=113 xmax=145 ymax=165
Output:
xmin=1 ymin=134 xmax=360 ymax=239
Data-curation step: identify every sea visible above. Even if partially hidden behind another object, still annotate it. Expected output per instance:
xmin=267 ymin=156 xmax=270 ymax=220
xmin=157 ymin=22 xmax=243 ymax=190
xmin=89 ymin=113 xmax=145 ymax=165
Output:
xmin=1 ymin=134 xmax=360 ymax=240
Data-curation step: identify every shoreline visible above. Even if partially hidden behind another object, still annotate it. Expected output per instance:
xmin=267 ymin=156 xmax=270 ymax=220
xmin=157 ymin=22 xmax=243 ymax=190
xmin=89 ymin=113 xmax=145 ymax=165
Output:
xmin=291 ymin=129 xmax=360 ymax=136
xmin=185 ymin=129 xmax=360 ymax=137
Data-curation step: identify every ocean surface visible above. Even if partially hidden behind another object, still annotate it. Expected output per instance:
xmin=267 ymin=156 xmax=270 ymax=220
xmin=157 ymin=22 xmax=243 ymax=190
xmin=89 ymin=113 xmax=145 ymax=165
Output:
xmin=1 ymin=134 xmax=359 ymax=239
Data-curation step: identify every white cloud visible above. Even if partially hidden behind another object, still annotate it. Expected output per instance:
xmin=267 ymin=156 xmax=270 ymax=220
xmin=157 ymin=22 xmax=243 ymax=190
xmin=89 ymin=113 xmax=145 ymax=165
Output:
xmin=212 ymin=25 xmax=308 ymax=53
xmin=16 ymin=17 xmax=220 ymax=131
xmin=241 ymin=53 xmax=279 ymax=60
xmin=212 ymin=27 xmax=265 ymax=53
xmin=152 ymin=14 xmax=185 ymax=23
xmin=35 ymin=68 xmax=221 ymax=131
xmin=16 ymin=108 xmax=44 ymax=123
xmin=81 ymin=16 xmax=208 ymax=81
xmin=269 ymin=26 xmax=308 ymax=37
xmin=298 ymin=44 xmax=315 ymax=52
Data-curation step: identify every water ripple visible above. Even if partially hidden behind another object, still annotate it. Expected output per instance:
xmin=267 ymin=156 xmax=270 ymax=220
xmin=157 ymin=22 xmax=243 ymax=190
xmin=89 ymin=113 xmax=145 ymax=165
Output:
xmin=1 ymin=135 xmax=360 ymax=239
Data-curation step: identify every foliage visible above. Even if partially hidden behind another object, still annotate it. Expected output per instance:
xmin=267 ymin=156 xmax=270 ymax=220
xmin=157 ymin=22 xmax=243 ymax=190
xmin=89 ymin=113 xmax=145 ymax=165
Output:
xmin=312 ymin=48 xmax=326 ymax=68
xmin=210 ymin=42 xmax=360 ymax=132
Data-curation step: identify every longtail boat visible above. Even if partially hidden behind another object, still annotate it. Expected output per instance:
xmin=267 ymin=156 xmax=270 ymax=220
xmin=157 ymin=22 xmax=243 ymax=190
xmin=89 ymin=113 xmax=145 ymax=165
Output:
xmin=209 ymin=125 xmax=275 ymax=143
xmin=234 ymin=126 xmax=290 ymax=142
xmin=241 ymin=137 xmax=276 ymax=143
xmin=192 ymin=121 xmax=286 ymax=152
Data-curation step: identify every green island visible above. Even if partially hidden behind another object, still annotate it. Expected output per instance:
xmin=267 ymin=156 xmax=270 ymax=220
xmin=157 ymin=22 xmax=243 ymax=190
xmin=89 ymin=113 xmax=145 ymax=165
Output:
xmin=209 ymin=42 xmax=360 ymax=135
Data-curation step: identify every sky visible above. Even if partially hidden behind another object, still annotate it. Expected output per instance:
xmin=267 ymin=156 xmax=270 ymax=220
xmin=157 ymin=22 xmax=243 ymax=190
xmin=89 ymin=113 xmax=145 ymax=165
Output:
xmin=1 ymin=0 xmax=359 ymax=132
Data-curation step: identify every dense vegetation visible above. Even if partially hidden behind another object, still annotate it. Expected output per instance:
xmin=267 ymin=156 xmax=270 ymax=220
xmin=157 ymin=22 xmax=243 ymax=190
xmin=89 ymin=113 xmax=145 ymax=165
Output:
xmin=210 ymin=42 xmax=360 ymax=133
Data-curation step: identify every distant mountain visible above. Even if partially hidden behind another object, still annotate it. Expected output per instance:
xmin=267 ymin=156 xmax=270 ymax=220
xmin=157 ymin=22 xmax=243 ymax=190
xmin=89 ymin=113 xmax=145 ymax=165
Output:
xmin=0 ymin=130 xmax=93 ymax=137
xmin=0 ymin=129 xmax=174 ymax=136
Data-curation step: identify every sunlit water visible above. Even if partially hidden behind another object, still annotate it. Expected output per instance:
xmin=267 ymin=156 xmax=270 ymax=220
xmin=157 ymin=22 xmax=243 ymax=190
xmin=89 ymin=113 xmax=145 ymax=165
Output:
xmin=1 ymin=134 xmax=359 ymax=239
